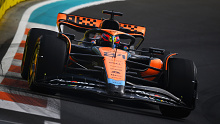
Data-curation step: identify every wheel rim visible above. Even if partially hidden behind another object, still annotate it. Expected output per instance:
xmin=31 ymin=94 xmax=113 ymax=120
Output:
xmin=28 ymin=44 xmax=39 ymax=87
xmin=21 ymin=41 xmax=28 ymax=72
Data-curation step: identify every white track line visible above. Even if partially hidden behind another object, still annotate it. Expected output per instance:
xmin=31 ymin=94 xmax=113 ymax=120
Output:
xmin=0 ymin=97 xmax=60 ymax=119
xmin=27 ymin=22 xmax=57 ymax=32
xmin=0 ymin=86 xmax=61 ymax=119
xmin=44 ymin=120 xmax=60 ymax=124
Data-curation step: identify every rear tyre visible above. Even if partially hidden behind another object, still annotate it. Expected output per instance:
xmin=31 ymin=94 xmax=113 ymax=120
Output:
xmin=159 ymin=58 xmax=197 ymax=118
xmin=21 ymin=28 xmax=57 ymax=80
xmin=29 ymin=35 xmax=67 ymax=94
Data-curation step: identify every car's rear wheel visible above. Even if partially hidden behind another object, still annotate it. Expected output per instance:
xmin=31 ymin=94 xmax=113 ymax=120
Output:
xmin=159 ymin=58 xmax=197 ymax=118
xmin=28 ymin=35 xmax=67 ymax=94
xmin=21 ymin=28 xmax=57 ymax=80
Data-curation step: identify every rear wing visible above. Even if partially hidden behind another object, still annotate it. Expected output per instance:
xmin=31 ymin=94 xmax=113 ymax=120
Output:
xmin=57 ymin=13 xmax=146 ymax=36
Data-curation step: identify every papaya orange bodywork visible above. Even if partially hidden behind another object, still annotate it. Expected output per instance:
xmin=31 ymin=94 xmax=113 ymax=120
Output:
xmin=101 ymin=29 xmax=126 ymax=36
xmin=141 ymin=59 xmax=163 ymax=81
xmin=165 ymin=53 xmax=177 ymax=70
xmin=61 ymin=34 xmax=71 ymax=54
xmin=57 ymin=13 xmax=67 ymax=26
xmin=119 ymin=23 xmax=146 ymax=36
xmin=99 ymin=47 xmax=128 ymax=81
xmin=56 ymin=13 xmax=146 ymax=36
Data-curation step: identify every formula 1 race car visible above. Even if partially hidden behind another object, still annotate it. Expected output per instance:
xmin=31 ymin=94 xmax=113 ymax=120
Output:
xmin=21 ymin=10 xmax=198 ymax=118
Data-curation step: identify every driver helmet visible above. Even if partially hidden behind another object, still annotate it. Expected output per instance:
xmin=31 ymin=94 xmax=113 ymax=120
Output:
xmin=101 ymin=33 xmax=120 ymax=44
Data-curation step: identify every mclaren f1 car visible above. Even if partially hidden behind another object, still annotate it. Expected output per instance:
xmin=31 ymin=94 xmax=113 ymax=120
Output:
xmin=21 ymin=10 xmax=198 ymax=118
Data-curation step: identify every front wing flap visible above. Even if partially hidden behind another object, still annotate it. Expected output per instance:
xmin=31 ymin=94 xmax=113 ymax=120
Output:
xmin=36 ymin=75 xmax=189 ymax=109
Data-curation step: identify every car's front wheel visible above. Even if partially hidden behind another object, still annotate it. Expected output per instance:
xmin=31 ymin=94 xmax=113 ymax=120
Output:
xmin=21 ymin=28 xmax=57 ymax=80
xmin=159 ymin=58 xmax=197 ymax=118
xmin=28 ymin=35 xmax=67 ymax=94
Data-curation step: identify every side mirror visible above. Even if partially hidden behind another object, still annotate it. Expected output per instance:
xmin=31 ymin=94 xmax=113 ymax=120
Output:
xmin=149 ymin=47 xmax=165 ymax=55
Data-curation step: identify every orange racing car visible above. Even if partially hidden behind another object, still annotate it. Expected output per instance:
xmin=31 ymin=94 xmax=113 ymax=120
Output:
xmin=21 ymin=10 xmax=198 ymax=118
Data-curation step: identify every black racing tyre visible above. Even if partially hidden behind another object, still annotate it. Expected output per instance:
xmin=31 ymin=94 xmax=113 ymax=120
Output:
xmin=29 ymin=35 xmax=67 ymax=94
xmin=159 ymin=58 xmax=197 ymax=118
xmin=21 ymin=28 xmax=57 ymax=80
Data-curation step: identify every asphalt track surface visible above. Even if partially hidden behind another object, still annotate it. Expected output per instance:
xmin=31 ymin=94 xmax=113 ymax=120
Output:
xmin=0 ymin=0 xmax=220 ymax=124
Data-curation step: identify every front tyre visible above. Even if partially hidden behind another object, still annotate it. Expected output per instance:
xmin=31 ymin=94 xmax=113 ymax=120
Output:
xmin=21 ymin=28 xmax=57 ymax=80
xmin=29 ymin=35 xmax=67 ymax=94
xmin=159 ymin=58 xmax=197 ymax=118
